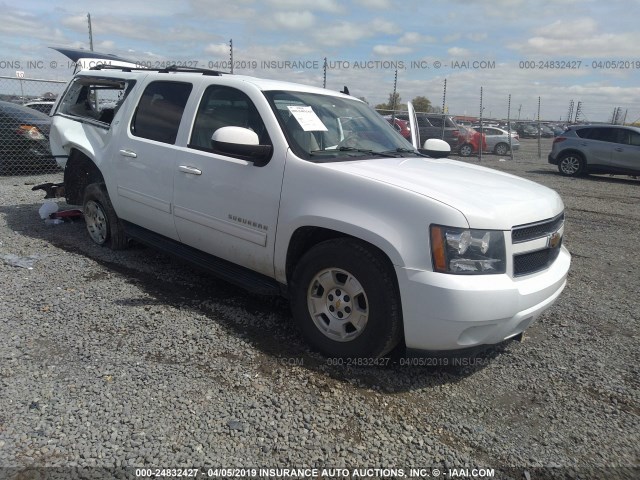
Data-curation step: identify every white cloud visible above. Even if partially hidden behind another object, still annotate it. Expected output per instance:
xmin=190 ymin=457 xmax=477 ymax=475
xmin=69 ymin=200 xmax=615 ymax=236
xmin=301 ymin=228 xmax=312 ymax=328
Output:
xmin=467 ymin=32 xmax=488 ymax=42
xmin=443 ymin=33 xmax=461 ymax=43
xmin=312 ymin=19 xmax=399 ymax=46
xmin=204 ymin=43 xmax=231 ymax=57
xmin=533 ymin=17 xmax=597 ymax=39
xmin=354 ymin=0 xmax=392 ymax=8
xmin=272 ymin=11 xmax=315 ymax=30
xmin=398 ymin=32 xmax=436 ymax=45
xmin=372 ymin=45 xmax=412 ymax=56
xmin=267 ymin=0 xmax=343 ymax=13
xmin=448 ymin=47 xmax=470 ymax=57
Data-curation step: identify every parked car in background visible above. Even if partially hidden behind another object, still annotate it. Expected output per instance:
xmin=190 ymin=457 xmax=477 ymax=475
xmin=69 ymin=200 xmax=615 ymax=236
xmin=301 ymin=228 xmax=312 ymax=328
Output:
xmin=516 ymin=123 xmax=538 ymax=138
xmin=473 ymin=127 xmax=520 ymax=155
xmin=548 ymin=124 xmax=640 ymax=177
xmin=539 ymin=125 xmax=555 ymax=138
xmin=396 ymin=113 xmax=461 ymax=149
xmin=457 ymin=126 xmax=487 ymax=156
xmin=384 ymin=116 xmax=411 ymax=139
xmin=23 ymin=100 xmax=56 ymax=115
xmin=0 ymin=100 xmax=56 ymax=174
xmin=548 ymin=124 xmax=566 ymax=136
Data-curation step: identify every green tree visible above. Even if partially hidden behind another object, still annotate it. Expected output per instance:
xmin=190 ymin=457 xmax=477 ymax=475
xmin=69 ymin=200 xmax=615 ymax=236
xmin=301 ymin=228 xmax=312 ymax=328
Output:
xmin=411 ymin=95 xmax=432 ymax=113
xmin=375 ymin=92 xmax=402 ymax=111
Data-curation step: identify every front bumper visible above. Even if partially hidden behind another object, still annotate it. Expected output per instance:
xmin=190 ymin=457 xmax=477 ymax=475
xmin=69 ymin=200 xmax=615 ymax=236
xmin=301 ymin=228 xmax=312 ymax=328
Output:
xmin=396 ymin=246 xmax=570 ymax=351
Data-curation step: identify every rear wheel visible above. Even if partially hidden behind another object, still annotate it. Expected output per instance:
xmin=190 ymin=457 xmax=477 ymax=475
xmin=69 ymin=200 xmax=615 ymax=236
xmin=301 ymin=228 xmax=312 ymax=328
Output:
xmin=494 ymin=142 xmax=509 ymax=156
xmin=458 ymin=143 xmax=473 ymax=157
xmin=290 ymin=238 xmax=402 ymax=358
xmin=83 ymin=183 xmax=128 ymax=250
xmin=557 ymin=153 xmax=586 ymax=176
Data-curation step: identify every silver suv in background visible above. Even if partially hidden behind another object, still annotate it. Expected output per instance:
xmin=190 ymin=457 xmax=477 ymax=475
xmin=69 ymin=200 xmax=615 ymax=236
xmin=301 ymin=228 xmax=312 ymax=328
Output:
xmin=548 ymin=125 xmax=640 ymax=177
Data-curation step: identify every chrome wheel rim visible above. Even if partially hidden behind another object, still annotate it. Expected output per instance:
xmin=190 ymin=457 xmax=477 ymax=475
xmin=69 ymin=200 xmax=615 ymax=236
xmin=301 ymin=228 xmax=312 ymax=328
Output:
xmin=560 ymin=156 xmax=580 ymax=174
xmin=84 ymin=200 xmax=108 ymax=245
xmin=307 ymin=268 xmax=369 ymax=342
xmin=460 ymin=145 xmax=472 ymax=156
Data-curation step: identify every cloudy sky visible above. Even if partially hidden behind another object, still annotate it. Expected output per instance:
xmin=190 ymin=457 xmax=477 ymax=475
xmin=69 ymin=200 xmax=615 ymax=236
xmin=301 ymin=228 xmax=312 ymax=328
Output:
xmin=2 ymin=0 xmax=640 ymax=122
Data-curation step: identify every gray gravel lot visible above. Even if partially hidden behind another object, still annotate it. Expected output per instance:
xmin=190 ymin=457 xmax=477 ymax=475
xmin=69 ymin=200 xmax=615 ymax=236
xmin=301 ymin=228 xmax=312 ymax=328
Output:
xmin=0 ymin=138 xmax=638 ymax=479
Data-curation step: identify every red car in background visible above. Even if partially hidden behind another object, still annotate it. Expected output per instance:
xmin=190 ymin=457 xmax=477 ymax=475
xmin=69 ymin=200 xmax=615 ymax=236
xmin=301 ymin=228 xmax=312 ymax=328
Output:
xmin=384 ymin=116 xmax=411 ymax=140
xmin=457 ymin=126 xmax=487 ymax=156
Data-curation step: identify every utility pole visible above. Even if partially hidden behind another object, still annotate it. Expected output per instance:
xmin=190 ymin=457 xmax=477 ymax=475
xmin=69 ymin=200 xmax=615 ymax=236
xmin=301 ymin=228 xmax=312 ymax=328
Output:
xmin=517 ymin=104 xmax=522 ymax=121
xmin=575 ymin=101 xmax=583 ymax=123
xmin=391 ymin=68 xmax=398 ymax=123
xmin=323 ymin=57 xmax=327 ymax=88
xmin=229 ymin=39 xmax=233 ymax=74
xmin=567 ymin=100 xmax=574 ymax=123
xmin=87 ymin=13 xmax=94 ymax=51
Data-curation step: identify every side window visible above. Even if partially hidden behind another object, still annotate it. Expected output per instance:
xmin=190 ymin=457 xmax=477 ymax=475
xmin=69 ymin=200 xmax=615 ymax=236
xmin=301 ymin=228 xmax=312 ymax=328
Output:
xmin=428 ymin=116 xmax=444 ymax=128
xmin=57 ymin=76 xmax=134 ymax=125
xmin=618 ymin=129 xmax=640 ymax=146
xmin=189 ymin=85 xmax=270 ymax=151
xmin=131 ymin=81 xmax=192 ymax=144
xmin=575 ymin=128 xmax=591 ymax=138
xmin=585 ymin=128 xmax=617 ymax=143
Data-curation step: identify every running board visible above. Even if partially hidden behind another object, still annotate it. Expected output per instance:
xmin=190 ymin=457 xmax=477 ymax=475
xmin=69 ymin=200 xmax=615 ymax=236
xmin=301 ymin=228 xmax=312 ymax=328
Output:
xmin=123 ymin=222 xmax=283 ymax=296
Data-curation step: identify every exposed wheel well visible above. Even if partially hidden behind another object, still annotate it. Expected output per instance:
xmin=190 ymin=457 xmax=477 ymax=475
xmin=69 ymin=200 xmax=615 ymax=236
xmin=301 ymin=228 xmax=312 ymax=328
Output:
xmin=558 ymin=149 xmax=586 ymax=161
xmin=63 ymin=149 xmax=104 ymax=205
xmin=285 ymin=227 xmax=396 ymax=285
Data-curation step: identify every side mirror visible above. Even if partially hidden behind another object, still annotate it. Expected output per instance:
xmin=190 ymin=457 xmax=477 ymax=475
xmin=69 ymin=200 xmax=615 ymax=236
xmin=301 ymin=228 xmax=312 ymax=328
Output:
xmin=211 ymin=126 xmax=272 ymax=166
xmin=419 ymin=138 xmax=450 ymax=158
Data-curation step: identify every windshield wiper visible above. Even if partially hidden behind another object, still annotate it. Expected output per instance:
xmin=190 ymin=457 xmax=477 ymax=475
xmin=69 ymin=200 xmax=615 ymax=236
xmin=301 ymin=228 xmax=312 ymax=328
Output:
xmin=376 ymin=148 xmax=418 ymax=157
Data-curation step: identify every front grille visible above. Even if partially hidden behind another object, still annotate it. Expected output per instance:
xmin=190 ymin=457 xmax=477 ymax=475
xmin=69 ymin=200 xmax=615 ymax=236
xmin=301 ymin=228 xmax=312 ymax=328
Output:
xmin=513 ymin=244 xmax=562 ymax=277
xmin=512 ymin=212 xmax=564 ymax=244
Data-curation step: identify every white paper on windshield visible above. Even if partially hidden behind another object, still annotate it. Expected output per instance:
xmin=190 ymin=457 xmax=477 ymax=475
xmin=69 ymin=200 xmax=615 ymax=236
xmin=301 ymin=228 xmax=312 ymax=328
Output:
xmin=287 ymin=106 xmax=328 ymax=131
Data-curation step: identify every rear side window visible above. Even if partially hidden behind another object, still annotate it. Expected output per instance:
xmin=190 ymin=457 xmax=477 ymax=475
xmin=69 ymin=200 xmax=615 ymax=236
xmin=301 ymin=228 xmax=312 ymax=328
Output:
xmin=574 ymin=128 xmax=591 ymax=138
xmin=57 ymin=76 xmax=134 ymax=125
xmin=584 ymin=128 xmax=618 ymax=143
xmin=131 ymin=81 xmax=193 ymax=144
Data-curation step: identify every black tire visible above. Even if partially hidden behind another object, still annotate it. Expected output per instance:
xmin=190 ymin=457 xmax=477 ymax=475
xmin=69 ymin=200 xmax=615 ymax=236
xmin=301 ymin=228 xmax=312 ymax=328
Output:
xmin=494 ymin=143 xmax=509 ymax=156
xmin=557 ymin=152 xmax=586 ymax=177
xmin=83 ymin=182 xmax=128 ymax=250
xmin=458 ymin=143 xmax=473 ymax=157
xmin=290 ymin=238 xmax=402 ymax=359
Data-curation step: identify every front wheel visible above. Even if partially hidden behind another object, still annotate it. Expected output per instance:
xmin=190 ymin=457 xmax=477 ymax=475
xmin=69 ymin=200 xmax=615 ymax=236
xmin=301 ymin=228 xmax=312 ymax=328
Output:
xmin=83 ymin=183 xmax=128 ymax=250
xmin=458 ymin=143 xmax=473 ymax=157
xmin=557 ymin=153 xmax=586 ymax=177
xmin=290 ymin=238 xmax=402 ymax=359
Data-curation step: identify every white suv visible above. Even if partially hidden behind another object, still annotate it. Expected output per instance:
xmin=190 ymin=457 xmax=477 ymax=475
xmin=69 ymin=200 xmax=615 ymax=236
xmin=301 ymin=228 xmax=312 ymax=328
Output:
xmin=49 ymin=65 xmax=570 ymax=358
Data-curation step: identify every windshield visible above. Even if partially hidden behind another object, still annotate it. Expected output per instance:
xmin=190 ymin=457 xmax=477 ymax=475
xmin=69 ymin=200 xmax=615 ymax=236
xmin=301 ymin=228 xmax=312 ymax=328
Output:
xmin=264 ymin=90 xmax=415 ymax=161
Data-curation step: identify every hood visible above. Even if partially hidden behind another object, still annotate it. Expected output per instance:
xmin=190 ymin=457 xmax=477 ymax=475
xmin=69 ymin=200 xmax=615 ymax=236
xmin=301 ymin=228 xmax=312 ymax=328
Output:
xmin=323 ymin=157 xmax=564 ymax=230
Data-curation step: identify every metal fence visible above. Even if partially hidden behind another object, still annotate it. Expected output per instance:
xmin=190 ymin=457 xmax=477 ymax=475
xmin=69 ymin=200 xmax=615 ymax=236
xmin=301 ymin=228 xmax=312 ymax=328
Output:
xmin=0 ymin=76 xmax=67 ymax=176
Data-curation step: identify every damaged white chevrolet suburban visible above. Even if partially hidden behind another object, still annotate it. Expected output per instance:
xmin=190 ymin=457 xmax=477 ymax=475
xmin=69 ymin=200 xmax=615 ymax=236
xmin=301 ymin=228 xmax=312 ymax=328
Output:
xmin=49 ymin=63 xmax=570 ymax=358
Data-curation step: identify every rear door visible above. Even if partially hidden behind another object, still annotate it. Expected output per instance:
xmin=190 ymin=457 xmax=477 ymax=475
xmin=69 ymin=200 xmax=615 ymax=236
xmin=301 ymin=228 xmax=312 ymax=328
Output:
xmin=582 ymin=127 xmax=616 ymax=167
xmin=113 ymin=80 xmax=193 ymax=240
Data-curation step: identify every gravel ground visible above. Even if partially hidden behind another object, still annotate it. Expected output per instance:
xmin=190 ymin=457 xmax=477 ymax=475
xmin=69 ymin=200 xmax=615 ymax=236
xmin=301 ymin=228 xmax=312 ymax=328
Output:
xmin=0 ymin=139 xmax=638 ymax=480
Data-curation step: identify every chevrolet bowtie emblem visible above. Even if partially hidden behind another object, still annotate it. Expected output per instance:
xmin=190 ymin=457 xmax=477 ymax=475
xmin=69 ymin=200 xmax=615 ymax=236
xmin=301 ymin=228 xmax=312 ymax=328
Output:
xmin=548 ymin=231 xmax=562 ymax=249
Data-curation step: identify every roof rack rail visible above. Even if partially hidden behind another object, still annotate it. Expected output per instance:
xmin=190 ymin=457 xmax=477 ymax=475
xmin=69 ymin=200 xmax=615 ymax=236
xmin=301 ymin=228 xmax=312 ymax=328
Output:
xmin=90 ymin=64 xmax=230 ymax=76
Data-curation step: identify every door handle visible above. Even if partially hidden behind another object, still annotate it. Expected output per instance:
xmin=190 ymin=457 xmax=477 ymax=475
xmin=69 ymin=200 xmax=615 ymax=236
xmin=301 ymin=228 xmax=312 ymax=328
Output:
xmin=178 ymin=165 xmax=202 ymax=175
xmin=119 ymin=149 xmax=137 ymax=158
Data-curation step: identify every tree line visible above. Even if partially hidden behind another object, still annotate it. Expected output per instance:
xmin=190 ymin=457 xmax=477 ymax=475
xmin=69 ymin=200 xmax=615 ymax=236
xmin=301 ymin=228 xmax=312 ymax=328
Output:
xmin=359 ymin=93 xmax=442 ymax=114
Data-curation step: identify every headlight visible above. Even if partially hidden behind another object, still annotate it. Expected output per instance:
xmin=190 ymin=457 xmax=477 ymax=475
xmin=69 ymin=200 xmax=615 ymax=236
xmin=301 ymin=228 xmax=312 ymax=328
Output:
xmin=430 ymin=225 xmax=506 ymax=274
